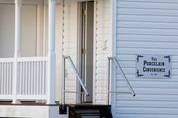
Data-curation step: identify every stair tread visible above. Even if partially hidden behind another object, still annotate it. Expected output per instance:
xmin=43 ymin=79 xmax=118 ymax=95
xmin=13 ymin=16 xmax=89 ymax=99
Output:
xmin=75 ymin=109 xmax=101 ymax=112
xmin=68 ymin=104 xmax=112 ymax=118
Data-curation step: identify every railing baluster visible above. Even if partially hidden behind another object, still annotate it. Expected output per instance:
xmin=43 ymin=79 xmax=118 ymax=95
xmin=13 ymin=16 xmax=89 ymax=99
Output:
xmin=26 ymin=61 xmax=29 ymax=95
xmin=21 ymin=62 xmax=23 ymax=95
xmin=2 ymin=63 xmax=4 ymax=94
xmin=2 ymin=63 xmax=4 ymax=95
xmin=10 ymin=63 xmax=12 ymax=94
xmin=43 ymin=61 xmax=46 ymax=94
xmin=0 ymin=63 xmax=2 ymax=94
xmin=0 ymin=60 xmax=14 ymax=97
xmin=22 ymin=62 xmax=25 ymax=95
xmin=0 ymin=63 xmax=1 ymax=94
xmin=35 ymin=61 xmax=37 ymax=95
xmin=4 ymin=63 xmax=6 ymax=95
xmin=37 ymin=61 xmax=40 ymax=95
xmin=7 ymin=63 xmax=9 ymax=94
xmin=34 ymin=61 xmax=36 ymax=95
xmin=0 ymin=57 xmax=48 ymax=102
xmin=29 ymin=61 xmax=31 ymax=95
xmin=4 ymin=62 xmax=6 ymax=95
xmin=39 ymin=61 xmax=41 ymax=95
xmin=41 ymin=61 xmax=44 ymax=95
xmin=38 ymin=62 xmax=40 ymax=95
xmin=26 ymin=62 xmax=28 ymax=95
xmin=0 ymin=63 xmax=3 ymax=94
xmin=31 ymin=61 xmax=34 ymax=95
xmin=19 ymin=62 xmax=21 ymax=95
xmin=29 ymin=62 xmax=31 ymax=95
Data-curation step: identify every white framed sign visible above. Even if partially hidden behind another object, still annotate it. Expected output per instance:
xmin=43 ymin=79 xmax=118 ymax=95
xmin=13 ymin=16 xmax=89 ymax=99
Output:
xmin=136 ymin=55 xmax=171 ymax=79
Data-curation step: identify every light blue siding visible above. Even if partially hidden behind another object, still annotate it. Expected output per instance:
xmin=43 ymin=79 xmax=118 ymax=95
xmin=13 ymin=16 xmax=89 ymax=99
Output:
xmin=113 ymin=0 xmax=178 ymax=117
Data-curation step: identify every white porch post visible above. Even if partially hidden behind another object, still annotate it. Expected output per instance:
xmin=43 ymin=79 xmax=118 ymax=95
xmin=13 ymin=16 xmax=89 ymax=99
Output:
xmin=47 ymin=0 xmax=56 ymax=104
xmin=14 ymin=0 xmax=21 ymax=57
xmin=13 ymin=0 xmax=22 ymax=104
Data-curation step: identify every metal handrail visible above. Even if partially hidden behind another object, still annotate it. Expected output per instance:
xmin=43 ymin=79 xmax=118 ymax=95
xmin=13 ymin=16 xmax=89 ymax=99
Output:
xmin=108 ymin=57 xmax=136 ymax=100
xmin=63 ymin=56 xmax=89 ymax=98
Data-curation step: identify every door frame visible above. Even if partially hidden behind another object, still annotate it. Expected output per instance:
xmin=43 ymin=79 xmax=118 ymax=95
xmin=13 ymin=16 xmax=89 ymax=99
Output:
xmin=111 ymin=0 xmax=117 ymax=115
xmin=77 ymin=1 xmax=95 ymax=103
xmin=77 ymin=1 xmax=83 ymax=103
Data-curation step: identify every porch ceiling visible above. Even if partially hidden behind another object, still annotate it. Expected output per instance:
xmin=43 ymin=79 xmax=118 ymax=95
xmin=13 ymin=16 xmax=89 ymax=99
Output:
xmin=0 ymin=0 xmax=94 ymax=4
xmin=0 ymin=0 xmax=43 ymax=5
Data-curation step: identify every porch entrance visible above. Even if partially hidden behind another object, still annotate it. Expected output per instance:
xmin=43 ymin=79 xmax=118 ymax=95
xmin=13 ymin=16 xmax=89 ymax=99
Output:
xmin=79 ymin=1 xmax=94 ymax=103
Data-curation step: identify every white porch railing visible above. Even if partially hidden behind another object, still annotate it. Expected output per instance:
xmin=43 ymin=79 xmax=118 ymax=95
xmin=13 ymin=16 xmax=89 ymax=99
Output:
xmin=0 ymin=58 xmax=14 ymax=97
xmin=0 ymin=0 xmax=56 ymax=104
xmin=0 ymin=57 xmax=49 ymax=102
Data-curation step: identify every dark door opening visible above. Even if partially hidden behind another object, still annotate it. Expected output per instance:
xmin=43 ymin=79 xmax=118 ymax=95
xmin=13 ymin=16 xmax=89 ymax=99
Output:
xmin=80 ymin=1 xmax=94 ymax=103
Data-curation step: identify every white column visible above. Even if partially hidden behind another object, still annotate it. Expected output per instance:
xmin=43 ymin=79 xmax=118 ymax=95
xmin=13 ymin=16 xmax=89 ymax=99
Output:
xmin=47 ymin=0 xmax=56 ymax=104
xmin=14 ymin=0 xmax=22 ymax=58
xmin=13 ymin=0 xmax=22 ymax=104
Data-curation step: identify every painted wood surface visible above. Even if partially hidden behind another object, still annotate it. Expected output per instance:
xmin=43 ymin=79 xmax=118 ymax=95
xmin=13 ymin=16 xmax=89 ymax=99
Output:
xmin=113 ymin=0 xmax=178 ymax=117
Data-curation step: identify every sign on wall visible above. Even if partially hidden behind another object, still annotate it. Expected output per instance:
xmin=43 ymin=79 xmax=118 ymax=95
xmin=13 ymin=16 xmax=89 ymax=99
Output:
xmin=136 ymin=55 xmax=171 ymax=79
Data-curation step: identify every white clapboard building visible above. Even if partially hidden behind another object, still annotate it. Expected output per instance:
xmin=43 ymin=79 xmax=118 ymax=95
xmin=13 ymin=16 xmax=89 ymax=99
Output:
xmin=0 ymin=0 xmax=177 ymax=118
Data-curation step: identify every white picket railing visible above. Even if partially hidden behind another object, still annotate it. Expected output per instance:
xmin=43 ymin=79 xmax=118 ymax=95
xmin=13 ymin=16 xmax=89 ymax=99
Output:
xmin=0 ymin=57 xmax=48 ymax=102
xmin=0 ymin=58 xmax=14 ymax=98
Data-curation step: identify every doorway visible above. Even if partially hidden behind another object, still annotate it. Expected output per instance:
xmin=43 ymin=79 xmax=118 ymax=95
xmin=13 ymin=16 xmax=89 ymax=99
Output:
xmin=79 ymin=1 xmax=94 ymax=103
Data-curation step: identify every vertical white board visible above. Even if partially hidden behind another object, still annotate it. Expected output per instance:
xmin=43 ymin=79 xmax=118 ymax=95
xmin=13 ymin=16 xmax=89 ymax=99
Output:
xmin=93 ymin=0 xmax=113 ymax=104
xmin=62 ymin=0 xmax=80 ymax=104
xmin=56 ymin=2 xmax=63 ymax=103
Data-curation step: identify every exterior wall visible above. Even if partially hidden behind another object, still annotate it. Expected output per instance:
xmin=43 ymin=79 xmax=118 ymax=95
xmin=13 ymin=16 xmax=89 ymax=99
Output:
xmin=0 ymin=4 xmax=14 ymax=58
xmin=56 ymin=0 xmax=113 ymax=105
xmin=40 ymin=0 xmax=114 ymax=105
xmin=62 ymin=0 xmax=80 ymax=104
xmin=56 ymin=2 xmax=63 ymax=103
xmin=21 ymin=5 xmax=37 ymax=57
xmin=93 ymin=0 xmax=113 ymax=104
xmin=56 ymin=0 xmax=113 ymax=104
xmin=113 ymin=0 xmax=178 ymax=117
xmin=0 ymin=4 xmax=38 ymax=58
xmin=0 ymin=0 xmax=78 ymax=104
xmin=42 ymin=0 xmax=64 ymax=104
